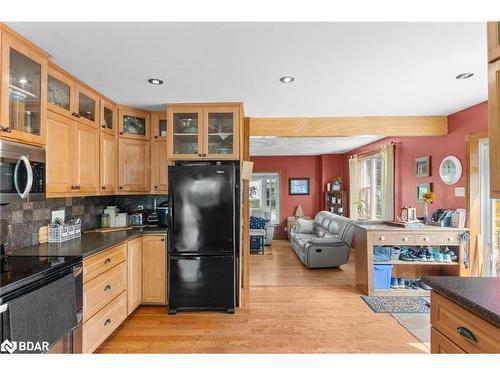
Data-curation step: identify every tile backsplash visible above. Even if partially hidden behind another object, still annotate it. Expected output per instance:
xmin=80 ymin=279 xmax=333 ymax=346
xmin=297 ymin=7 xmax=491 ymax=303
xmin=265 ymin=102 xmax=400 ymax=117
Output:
xmin=0 ymin=195 xmax=167 ymax=251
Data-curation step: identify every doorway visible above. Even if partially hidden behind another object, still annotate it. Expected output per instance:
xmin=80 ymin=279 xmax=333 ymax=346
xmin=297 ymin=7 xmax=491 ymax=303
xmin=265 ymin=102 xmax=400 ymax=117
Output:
xmin=249 ymin=172 xmax=280 ymax=224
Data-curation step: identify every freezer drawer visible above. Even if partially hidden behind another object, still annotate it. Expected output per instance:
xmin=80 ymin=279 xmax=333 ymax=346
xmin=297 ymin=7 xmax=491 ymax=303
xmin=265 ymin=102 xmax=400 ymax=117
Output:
xmin=168 ymin=254 xmax=235 ymax=313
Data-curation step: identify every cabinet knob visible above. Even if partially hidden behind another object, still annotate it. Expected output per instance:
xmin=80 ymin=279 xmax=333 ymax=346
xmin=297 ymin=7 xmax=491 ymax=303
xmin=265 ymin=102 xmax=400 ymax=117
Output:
xmin=71 ymin=112 xmax=78 ymax=117
xmin=161 ymin=238 xmax=165 ymax=242
xmin=203 ymin=153 xmax=207 ymax=157
xmin=0 ymin=125 xmax=12 ymax=133
xmin=423 ymin=236 xmax=429 ymax=241
xmin=104 ymin=258 xmax=111 ymax=264
xmin=102 ymin=125 xmax=106 ymax=129
xmin=76 ymin=186 xmax=81 ymax=190
xmin=198 ymin=153 xmax=202 ymax=157
xmin=154 ymin=185 xmax=158 ymax=189
xmin=379 ymin=236 xmax=386 ymax=241
xmin=119 ymin=186 xmax=123 ymax=189
xmin=102 ymin=186 xmax=106 ymax=190
xmin=448 ymin=237 xmax=454 ymax=241
xmin=120 ymin=132 xmax=124 ymax=135
xmin=403 ymin=237 xmax=409 ymax=242
xmin=104 ymin=319 xmax=111 ymax=326
xmin=154 ymin=135 xmax=158 ymax=139
xmin=104 ymin=284 xmax=111 ymax=291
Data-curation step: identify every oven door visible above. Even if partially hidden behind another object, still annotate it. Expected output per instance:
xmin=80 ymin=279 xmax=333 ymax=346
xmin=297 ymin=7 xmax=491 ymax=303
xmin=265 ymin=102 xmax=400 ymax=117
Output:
xmin=0 ymin=140 xmax=45 ymax=204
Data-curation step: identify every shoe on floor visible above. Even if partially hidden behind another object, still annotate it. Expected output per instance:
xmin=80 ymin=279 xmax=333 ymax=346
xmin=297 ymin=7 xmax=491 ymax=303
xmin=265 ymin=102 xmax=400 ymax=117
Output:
xmin=398 ymin=277 xmax=405 ymax=289
xmin=390 ymin=277 xmax=399 ymax=289
xmin=409 ymin=280 xmax=420 ymax=290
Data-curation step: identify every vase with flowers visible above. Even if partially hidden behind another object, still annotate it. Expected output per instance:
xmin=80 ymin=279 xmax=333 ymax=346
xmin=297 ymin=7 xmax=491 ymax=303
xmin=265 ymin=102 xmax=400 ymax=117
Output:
xmin=422 ymin=191 xmax=436 ymax=224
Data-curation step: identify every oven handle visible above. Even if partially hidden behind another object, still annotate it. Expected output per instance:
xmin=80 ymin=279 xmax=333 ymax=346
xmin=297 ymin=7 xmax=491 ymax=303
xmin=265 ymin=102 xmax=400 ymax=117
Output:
xmin=14 ymin=155 xmax=33 ymax=199
xmin=0 ymin=303 xmax=8 ymax=314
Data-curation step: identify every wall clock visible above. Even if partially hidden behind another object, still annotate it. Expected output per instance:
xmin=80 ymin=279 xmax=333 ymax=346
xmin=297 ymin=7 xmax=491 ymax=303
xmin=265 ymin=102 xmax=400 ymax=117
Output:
xmin=439 ymin=156 xmax=462 ymax=185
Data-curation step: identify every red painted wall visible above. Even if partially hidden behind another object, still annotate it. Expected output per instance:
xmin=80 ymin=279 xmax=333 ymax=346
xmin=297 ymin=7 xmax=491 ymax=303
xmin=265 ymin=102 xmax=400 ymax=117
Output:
xmin=345 ymin=101 xmax=488 ymax=217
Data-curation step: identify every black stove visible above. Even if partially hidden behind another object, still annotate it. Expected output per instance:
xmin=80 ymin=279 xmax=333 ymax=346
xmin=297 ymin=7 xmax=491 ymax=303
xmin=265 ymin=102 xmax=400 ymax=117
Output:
xmin=0 ymin=254 xmax=82 ymax=298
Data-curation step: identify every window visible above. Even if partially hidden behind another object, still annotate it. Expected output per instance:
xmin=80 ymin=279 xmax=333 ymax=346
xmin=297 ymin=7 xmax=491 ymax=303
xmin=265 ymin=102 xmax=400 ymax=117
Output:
xmin=478 ymin=140 xmax=499 ymax=276
xmin=250 ymin=173 xmax=280 ymax=224
xmin=359 ymin=154 xmax=383 ymax=220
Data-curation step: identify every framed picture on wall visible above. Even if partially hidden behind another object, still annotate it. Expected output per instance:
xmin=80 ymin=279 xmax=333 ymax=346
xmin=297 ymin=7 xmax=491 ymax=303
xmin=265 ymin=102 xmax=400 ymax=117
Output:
xmin=415 ymin=156 xmax=430 ymax=177
xmin=289 ymin=178 xmax=310 ymax=195
xmin=416 ymin=183 xmax=432 ymax=202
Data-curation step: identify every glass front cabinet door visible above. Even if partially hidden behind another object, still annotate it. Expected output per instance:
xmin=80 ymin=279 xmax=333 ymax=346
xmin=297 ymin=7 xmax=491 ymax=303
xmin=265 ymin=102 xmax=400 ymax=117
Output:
xmin=100 ymin=98 xmax=117 ymax=135
xmin=75 ymin=84 xmax=99 ymax=128
xmin=168 ymin=107 xmax=203 ymax=158
xmin=204 ymin=106 xmax=239 ymax=159
xmin=118 ymin=107 xmax=150 ymax=140
xmin=47 ymin=66 xmax=74 ymax=118
xmin=167 ymin=104 xmax=240 ymax=160
xmin=0 ymin=33 xmax=48 ymax=145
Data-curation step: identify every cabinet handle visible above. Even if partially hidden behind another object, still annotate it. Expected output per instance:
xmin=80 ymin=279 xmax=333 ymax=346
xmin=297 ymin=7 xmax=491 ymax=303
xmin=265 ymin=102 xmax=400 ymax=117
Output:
xmin=104 ymin=258 xmax=111 ymax=264
xmin=102 ymin=186 xmax=106 ymax=190
xmin=161 ymin=238 xmax=165 ymax=242
xmin=71 ymin=112 xmax=78 ymax=117
xmin=154 ymin=135 xmax=158 ymax=139
xmin=202 ymin=153 xmax=207 ymax=157
xmin=104 ymin=284 xmax=111 ymax=291
xmin=104 ymin=318 xmax=111 ymax=326
xmin=423 ymin=236 xmax=429 ymax=241
xmin=154 ymin=185 xmax=158 ymax=189
xmin=457 ymin=326 xmax=477 ymax=342
xmin=119 ymin=186 xmax=123 ymax=190
xmin=198 ymin=153 xmax=202 ymax=157
xmin=102 ymin=125 xmax=106 ymax=129
xmin=379 ymin=236 xmax=386 ymax=241
xmin=448 ymin=237 xmax=454 ymax=241
xmin=0 ymin=125 xmax=12 ymax=133
xmin=120 ymin=132 xmax=124 ymax=135
xmin=76 ymin=186 xmax=81 ymax=190
xmin=403 ymin=237 xmax=409 ymax=242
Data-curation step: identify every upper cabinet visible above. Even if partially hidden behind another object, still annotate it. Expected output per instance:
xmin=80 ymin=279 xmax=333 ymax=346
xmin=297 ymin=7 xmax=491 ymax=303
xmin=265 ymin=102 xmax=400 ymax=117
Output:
xmin=100 ymin=98 xmax=117 ymax=135
xmin=151 ymin=111 xmax=168 ymax=193
xmin=118 ymin=106 xmax=150 ymax=140
xmin=47 ymin=64 xmax=100 ymax=128
xmin=167 ymin=103 xmax=241 ymax=160
xmin=488 ymin=22 xmax=500 ymax=63
xmin=0 ymin=31 xmax=48 ymax=146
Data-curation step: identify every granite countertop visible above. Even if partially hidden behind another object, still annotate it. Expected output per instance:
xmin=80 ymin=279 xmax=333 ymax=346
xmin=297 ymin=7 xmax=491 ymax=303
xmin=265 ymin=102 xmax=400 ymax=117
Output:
xmin=12 ymin=227 xmax=167 ymax=258
xmin=354 ymin=222 xmax=469 ymax=231
xmin=422 ymin=276 xmax=500 ymax=328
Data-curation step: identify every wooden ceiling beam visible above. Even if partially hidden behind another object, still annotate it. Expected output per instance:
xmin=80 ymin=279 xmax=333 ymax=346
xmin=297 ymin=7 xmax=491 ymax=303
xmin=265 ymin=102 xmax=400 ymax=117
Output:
xmin=248 ymin=116 xmax=448 ymax=137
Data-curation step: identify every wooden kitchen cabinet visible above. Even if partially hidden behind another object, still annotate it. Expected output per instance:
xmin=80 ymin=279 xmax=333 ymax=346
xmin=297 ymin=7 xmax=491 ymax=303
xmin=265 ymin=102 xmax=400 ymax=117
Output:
xmin=100 ymin=131 xmax=117 ymax=194
xmin=100 ymin=98 xmax=117 ymax=135
xmin=118 ymin=106 xmax=150 ymax=140
xmin=127 ymin=237 xmax=142 ymax=315
xmin=118 ymin=137 xmax=150 ymax=193
xmin=167 ymin=103 xmax=241 ymax=160
xmin=151 ymin=111 xmax=168 ymax=193
xmin=142 ymin=235 xmax=167 ymax=304
xmin=46 ymin=111 xmax=99 ymax=196
xmin=74 ymin=121 xmax=99 ymax=193
xmin=47 ymin=64 xmax=75 ymax=118
xmin=0 ymin=28 xmax=48 ymax=146
xmin=488 ymin=22 xmax=500 ymax=63
xmin=488 ymin=55 xmax=500 ymax=198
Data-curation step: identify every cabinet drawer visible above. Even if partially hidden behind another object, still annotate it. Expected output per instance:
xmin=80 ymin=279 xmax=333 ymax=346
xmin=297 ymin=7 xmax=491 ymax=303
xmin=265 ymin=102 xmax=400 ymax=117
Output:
xmin=83 ymin=261 xmax=126 ymax=322
xmin=82 ymin=291 xmax=127 ymax=354
xmin=83 ymin=243 xmax=127 ymax=283
xmin=431 ymin=292 xmax=500 ymax=353
xmin=416 ymin=233 xmax=460 ymax=245
xmin=372 ymin=233 xmax=416 ymax=245
xmin=431 ymin=327 xmax=466 ymax=353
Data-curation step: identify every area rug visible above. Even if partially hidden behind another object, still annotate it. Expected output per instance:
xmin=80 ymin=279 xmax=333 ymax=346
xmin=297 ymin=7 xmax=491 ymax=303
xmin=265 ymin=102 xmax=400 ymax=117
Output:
xmin=361 ymin=296 xmax=430 ymax=313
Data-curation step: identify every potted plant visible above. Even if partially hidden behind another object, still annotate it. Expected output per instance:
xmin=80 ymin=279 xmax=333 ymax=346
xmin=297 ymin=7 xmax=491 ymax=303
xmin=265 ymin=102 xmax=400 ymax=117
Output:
xmin=331 ymin=177 xmax=342 ymax=191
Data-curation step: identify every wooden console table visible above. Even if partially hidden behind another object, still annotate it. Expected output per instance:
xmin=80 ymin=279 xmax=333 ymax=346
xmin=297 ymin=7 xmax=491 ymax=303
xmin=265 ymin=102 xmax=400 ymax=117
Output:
xmin=352 ymin=223 xmax=469 ymax=296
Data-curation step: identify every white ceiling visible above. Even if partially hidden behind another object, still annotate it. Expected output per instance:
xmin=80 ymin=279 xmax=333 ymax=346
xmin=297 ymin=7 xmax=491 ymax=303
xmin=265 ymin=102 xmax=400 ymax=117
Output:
xmin=8 ymin=22 xmax=487 ymax=117
xmin=250 ymin=136 xmax=384 ymax=155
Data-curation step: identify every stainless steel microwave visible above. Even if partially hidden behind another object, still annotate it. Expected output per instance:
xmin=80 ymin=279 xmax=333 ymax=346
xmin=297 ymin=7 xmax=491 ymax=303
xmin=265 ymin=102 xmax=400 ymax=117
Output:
xmin=0 ymin=139 xmax=45 ymax=204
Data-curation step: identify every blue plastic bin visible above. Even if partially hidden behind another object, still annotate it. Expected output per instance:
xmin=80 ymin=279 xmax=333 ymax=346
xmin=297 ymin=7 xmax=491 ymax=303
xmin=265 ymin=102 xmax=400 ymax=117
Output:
xmin=373 ymin=264 xmax=393 ymax=289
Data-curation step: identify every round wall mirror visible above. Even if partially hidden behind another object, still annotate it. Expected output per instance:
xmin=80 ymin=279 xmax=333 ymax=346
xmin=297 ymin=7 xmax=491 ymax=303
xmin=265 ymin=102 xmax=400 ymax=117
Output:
xmin=439 ymin=156 xmax=462 ymax=185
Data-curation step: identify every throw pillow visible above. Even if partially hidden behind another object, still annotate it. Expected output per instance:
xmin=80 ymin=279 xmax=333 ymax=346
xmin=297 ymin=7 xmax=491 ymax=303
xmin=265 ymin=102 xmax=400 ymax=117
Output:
xmin=250 ymin=216 xmax=269 ymax=229
xmin=294 ymin=218 xmax=315 ymax=234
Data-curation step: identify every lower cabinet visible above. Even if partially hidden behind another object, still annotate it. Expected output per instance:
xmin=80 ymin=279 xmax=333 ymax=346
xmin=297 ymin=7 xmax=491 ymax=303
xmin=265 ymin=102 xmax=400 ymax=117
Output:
xmin=127 ymin=237 xmax=142 ymax=314
xmin=142 ymin=235 xmax=167 ymax=304
xmin=82 ymin=236 xmax=167 ymax=353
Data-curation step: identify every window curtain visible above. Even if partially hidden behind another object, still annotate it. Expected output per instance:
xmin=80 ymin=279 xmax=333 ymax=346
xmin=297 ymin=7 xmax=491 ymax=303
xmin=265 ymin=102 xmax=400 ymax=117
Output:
xmin=380 ymin=143 xmax=394 ymax=220
xmin=349 ymin=155 xmax=359 ymax=220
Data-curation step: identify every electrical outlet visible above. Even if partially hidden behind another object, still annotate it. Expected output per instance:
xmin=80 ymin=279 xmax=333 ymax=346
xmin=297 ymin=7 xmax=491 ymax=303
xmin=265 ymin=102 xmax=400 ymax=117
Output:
xmin=51 ymin=209 xmax=65 ymax=223
xmin=454 ymin=187 xmax=465 ymax=197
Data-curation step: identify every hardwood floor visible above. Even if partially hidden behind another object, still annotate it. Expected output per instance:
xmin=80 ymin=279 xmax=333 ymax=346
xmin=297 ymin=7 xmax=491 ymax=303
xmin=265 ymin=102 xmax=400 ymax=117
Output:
xmin=96 ymin=240 xmax=427 ymax=353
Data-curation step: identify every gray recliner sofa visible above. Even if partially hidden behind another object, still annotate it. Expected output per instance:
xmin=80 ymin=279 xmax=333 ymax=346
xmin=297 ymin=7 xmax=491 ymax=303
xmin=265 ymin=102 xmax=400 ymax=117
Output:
xmin=290 ymin=211 xmax=354 ymax=268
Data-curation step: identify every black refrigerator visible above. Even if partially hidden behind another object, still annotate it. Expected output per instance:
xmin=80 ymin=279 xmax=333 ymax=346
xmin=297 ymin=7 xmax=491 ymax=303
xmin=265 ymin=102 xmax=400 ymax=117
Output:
xmin=167 ymin=162 xmax=239 ymax=314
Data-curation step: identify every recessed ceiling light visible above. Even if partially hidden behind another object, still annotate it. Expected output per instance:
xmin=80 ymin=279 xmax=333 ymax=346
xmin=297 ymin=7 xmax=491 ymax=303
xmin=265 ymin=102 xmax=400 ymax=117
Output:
xmin=455 ymin=72 xmax=474 ymax=80
xmin=279 ymin=76 xmax=294 ymax=83
xmin=148 ymin=78 xmax=164 ymax=85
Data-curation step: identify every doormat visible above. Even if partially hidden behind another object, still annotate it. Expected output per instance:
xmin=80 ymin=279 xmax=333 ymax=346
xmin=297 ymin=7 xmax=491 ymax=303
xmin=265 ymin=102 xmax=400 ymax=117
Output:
xmin=361 ymin=296 xmax=430 ymax=313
